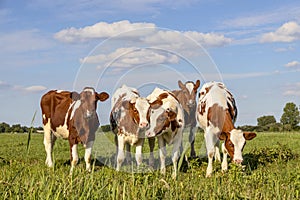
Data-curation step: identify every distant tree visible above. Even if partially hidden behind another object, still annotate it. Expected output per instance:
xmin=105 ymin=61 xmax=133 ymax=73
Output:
xmin=280 ymin=102 xmax=300 ymax=130
xmin=257 ymin=115 xmax=276 ymax=126
xmin=0 ymin=122 xmax=10 ymax=133
xmin=11 ymin=124 xmax=22 ymax=133
xmin=100 ymin=124 xmax=111 ymax=132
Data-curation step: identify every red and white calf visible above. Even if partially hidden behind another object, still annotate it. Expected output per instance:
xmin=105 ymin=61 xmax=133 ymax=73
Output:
xmin=172 ymin=80 xmax=200 ymax=157
xmin=40 ymin=87 xmax=109 ymax=174
xmin=110 ymin=85 xmax=150 ymax=171
xmin=196 ymin=82 xmax=256 ymax=177
xmin=146 ymin=88 xmax=184 ymax=178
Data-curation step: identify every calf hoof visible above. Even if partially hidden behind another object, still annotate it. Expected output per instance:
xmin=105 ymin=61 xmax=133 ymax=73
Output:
xmin=205 ymin=173 xmax=212 ymax=178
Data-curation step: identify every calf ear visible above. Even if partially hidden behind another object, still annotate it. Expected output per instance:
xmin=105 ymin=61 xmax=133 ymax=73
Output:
xmin=219 ymin=132 xmax=227 ymax=140
xmin=194 ymin=80 xmax=200 ymax=90
xmin=71 ymin=92 xmax=80 ymax=101
xmin=178 ymin=80 xmax=185 ymax=90
xmin=122 ymin=100 xmax=133 ymax=110
xmin=97 ymin=92 xmax=109 ymax=101
xmin=158 ymin=93 xmax=168 ymax=101
xmin=244 ymin=132 xmax=257 ymax=140
xmin=166 ymin=109 xmax=177 ymax=121
xmin=150 ymin=100 xmax=162 ymax=109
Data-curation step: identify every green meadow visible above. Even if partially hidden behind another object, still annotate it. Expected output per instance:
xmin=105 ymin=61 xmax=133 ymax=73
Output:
xmin=0 ymin=131 xmax=299 ymax=199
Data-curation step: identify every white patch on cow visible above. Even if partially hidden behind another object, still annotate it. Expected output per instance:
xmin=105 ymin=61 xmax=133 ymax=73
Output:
xmin=186 ymin=82 xmax=194 ymax=94
xmin=83 ymin=88 xmax=95 ymax=94
xmin=55 ymin=124 xmax=69 ymax=139
xmin=135 ymin=97 xmax=150 ymax=127
xmin=70 ymin=144 xmax=78 ymax=174
xmin=121 ymin=127 xmax=139 ymax=145
xmin=70 ymin=100 xmax=81 ymax=119
xmin=56 ymin=90 xmax=64 ymax=93
xmin=230 ymin=129 xmax=245 ymax=161
xmin=111 ymin=85 xmax=139 ymax=108
xmin=146 ymin=87 xmax=164 ymax=103
xmin=43 ymin=118 xmax=53 ymax=167
xmin=52 ymin=101 xmax=76 ymax=139
xmin=146 ymin=106 xmax=165 ymax=137
xmin=84 ymin=141 xmax=94 ymax=172
xmin=43 ymin=114 xmax=46 ymax=120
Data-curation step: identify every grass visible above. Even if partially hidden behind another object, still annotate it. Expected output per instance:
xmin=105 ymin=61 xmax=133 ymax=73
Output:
xmin=0 ymin=131 xmax=299 ymax=199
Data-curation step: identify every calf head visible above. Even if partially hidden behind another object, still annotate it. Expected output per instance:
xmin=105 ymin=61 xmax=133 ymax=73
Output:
xmin=178 ymin=80 xmax=200 ymax=108
xmin=122 ymin=97 xmax=150 ymax=129
xmin=219 ymin=129 xmax=256 ymax=164
xmin=146 ymin=98 xmax=181 ymax=137
xmin=76 ymin=87 xmax=109 ymax=119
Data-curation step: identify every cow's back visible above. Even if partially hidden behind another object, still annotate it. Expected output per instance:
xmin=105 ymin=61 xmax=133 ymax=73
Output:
xmin=197 ymin=82 xmax=237 ymax=130
xmin=41 ymin=90 xmax=73 ymax=129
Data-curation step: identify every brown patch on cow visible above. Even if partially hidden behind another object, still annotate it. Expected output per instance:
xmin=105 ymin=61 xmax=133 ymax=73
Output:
xmin=207 ymin=104 xmax=234 ymax=132
xmin=41 ymin=90 xmax=74 ymax=129
xmin=199 ymin=101 xmax=206 ymax=115
xmin=243 ymin=132 xmax=256 ymax=140
xmin=153 ymin=109 xmax=180 ymax=135
xmin=220 ymin=132 xmax=234 ymax=159
xmin=122 ymin=101 xmax=140 ymax=125
xmin=217 ymin=82 xmax=225 ymax=89
xmin=205 ymin=85 xmax=213 ymax=94
xmin=194 ymin=80 xmax=200 ymax=91
xmin=157 ymin=92 xmax=169 ymax=101
xmin=97 ymin=92 xmax=109 ymax=101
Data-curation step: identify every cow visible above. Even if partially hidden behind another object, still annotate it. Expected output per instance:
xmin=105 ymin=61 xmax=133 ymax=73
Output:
xmin=40 ymin=87 xmax=109 ymax=174
xmin=172 ymin=80 xmax=200 ymax=157
xmin=110 ymin=85 xmax=151 ymax=171
xmin=195 ymin=81 xmax=256 ymax=177
xmin=146 ymin=87 xmax=185 ymax=179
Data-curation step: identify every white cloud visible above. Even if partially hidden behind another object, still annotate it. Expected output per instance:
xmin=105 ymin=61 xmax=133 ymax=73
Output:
xmin=0 ymin=80 xmax=47 ymax=93
xmin=24 ymin=85 xmax=47 ymax=93
xmin=54 ymin=20 xmax=156 ymax=43
xmin=260 ymin=21 xmax=300 ymax=43
xmin=222 ymin=5 xmax=300 ymax=29
xmin=54 ymin=20 xmax=232 ymax=48
xmin=283 ymin=82 xmax=300 ymax=96
xmin=69 ymin=21 xmax=232 ymax=73
xmin=285 ymin=61 xmax=300 ymax=68
xmin=80 ymin=47 xmax=179 ymax=69
xmin=274 ymin=46 xmax=295 ymax=52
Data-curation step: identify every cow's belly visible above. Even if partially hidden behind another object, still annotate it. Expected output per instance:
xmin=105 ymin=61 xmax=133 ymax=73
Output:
xmin=161 ymin=129 xmax=175 ymax=145
xmin=53 ymin=125 xmax=69 ymax=139
xmin=196 ymin=112 xmax=207 ymax=130
xmin=124 ymin=134 xmax=139 ymax=145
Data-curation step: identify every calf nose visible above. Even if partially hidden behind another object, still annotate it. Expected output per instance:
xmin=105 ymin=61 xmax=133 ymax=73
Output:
xmin=139 ymin=122 xmax=149 ymax=128
xmin=234 ymin=159 xmax=243 ymax=164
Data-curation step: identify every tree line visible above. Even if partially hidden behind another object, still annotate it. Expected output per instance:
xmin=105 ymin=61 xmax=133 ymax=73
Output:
xmin=239 ymin=102 xmax=300 ymax=132
xmin=1 ymin=102 xmax=299 ymax=134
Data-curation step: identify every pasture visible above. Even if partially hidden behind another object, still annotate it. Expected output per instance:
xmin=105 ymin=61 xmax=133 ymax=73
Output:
xmin=0 ymin=131 xmax=299 ymax=199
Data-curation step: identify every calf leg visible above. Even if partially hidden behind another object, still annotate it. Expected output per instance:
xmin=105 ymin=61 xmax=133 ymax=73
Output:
xmin=148 ymin=137 xmax=155 ymax=168
xmin=135 ymin=138 xmax=144 ymax=167
xmin=125 ymin=143 xmax=131 ymax=164
xmin=69 ymin=143 xmax=79 ymax=174
xmin=221 ymin=143 xmax=228 ymax=172
xmin=189 ymin=127 xmax=197 ymax=158
xmin=214 ymin=140 xmax=221 ymax=162
xmin=84 ymin=141 xmax=94 ymax=172
xmin=158 ymin=136 xmax=167 ymax=175
xmin=171 ymin=134 xmax=182 ymax=179
xmin=43 ymin=120 xmax=56 ymax=167
xmin=116 ymin=136 xmax=125 ymax=171
xmin=205 ymin=129 xmax=218 ymax=177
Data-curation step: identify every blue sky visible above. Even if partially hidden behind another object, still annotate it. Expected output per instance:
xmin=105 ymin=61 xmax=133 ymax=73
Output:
xmin=0 ymin=0 xmax=300 ymax=127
